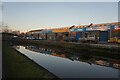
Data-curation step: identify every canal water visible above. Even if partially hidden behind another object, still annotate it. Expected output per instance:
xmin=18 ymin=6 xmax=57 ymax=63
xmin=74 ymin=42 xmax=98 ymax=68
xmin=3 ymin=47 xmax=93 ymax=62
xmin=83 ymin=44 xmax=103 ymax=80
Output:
xmin=14 ymin=45 xmax=119 ymax=78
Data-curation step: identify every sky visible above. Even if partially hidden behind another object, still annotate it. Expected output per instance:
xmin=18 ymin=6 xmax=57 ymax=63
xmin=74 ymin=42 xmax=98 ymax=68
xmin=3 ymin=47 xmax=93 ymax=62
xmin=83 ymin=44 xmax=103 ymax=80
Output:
xmin=1 ymin=0 xmax=120 ymax=2
xmin=2 ymin=2 xmax=119 ymax=32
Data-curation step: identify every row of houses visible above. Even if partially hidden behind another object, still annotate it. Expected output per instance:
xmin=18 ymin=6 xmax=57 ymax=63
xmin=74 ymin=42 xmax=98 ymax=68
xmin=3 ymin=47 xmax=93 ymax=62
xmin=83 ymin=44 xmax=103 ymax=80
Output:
xmin=25 ymin=22 xmax=120 ymax=43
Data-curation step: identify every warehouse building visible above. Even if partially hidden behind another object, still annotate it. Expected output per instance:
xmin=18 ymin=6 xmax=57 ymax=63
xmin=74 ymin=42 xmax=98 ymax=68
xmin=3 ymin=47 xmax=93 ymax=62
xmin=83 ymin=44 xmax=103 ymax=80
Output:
xmin=26 ymin=22 xmax=119 ymax=43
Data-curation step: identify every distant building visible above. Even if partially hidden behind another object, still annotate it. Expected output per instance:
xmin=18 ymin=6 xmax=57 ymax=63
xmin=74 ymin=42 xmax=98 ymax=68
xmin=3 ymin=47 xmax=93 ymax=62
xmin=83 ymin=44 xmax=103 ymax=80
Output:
xmin=26 ymin=22 xmax=120 ymax=43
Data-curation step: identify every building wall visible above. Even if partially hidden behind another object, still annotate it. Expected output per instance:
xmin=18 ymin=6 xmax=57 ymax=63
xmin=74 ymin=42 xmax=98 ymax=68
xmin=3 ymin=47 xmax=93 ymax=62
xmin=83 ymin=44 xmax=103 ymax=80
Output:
xmin=99 ymin=31 xmax=108 ymax=43
xmin=112 ymin=29 xmax=120 ymax=38
xmin=47 ymin=33 xmax=56 ymax=40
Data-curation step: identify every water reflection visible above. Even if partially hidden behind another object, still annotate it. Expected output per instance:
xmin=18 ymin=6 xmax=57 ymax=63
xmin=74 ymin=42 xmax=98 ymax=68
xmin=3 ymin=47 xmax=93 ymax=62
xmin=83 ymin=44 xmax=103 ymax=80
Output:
xmin=25 ymin=45 xmax=53 ymax=55
xmin=12 ymin=46 xmax=20 ymax=49
xmin=22 ymin=45 xmax=120 ymax=70
xmin=14 ymin=45 xmax=120 ymax=78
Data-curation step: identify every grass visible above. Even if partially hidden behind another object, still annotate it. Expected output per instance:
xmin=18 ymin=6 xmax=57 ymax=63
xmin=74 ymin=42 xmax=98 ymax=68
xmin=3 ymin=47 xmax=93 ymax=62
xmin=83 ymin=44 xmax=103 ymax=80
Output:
xmin=8 ymin=39 xmax=120 ymax=60
xmin=17 ymin=39 xmax=120 ymax=59
xmin=2 ymin=42 xmax=59 ymax=79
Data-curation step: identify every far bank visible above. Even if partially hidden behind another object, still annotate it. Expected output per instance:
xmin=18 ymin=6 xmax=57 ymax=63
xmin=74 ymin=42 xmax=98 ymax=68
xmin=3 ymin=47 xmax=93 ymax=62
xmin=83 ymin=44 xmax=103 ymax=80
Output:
xmin=9 ymin=39 xmax=120 ymax=59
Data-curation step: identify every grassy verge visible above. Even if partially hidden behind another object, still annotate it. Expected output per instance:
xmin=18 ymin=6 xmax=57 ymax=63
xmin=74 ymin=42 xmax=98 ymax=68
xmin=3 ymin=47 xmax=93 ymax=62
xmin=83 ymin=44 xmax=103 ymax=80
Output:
xmin=16 ymin=39 xmax=120 ymax=59
xmin=2 ymin=42 xmax=59 ymax=79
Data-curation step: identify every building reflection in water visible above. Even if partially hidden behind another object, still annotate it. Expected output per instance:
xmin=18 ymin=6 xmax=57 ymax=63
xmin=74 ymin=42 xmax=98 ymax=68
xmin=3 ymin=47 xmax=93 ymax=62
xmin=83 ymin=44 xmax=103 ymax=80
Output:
xmin=25 ymin=45 xmax=120 ymax=70
xmin=13 ymin=46 xmax=20 ymax=49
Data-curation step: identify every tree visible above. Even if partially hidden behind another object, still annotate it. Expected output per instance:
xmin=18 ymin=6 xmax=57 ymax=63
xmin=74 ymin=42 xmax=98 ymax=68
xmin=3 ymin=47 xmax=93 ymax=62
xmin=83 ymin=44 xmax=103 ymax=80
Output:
xmin=3 ymin=25 xmax=9 ymax=33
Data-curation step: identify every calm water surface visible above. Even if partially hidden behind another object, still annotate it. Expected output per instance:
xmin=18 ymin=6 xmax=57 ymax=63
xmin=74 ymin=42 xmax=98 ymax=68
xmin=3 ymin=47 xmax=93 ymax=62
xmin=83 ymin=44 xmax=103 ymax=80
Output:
xmin=14 ymin=45 xmax=119 ymax=78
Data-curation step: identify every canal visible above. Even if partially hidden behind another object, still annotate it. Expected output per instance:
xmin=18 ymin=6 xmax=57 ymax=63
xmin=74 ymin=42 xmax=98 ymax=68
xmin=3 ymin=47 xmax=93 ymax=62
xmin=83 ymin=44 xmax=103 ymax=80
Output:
xmin=13 ymin=45 xmax=120 ymax=79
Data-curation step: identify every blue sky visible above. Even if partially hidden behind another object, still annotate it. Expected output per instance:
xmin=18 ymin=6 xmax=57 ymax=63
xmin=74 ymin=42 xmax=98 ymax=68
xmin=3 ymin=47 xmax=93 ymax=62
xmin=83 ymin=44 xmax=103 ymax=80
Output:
xmin=2 ymin=2 xmax=118 ymax=32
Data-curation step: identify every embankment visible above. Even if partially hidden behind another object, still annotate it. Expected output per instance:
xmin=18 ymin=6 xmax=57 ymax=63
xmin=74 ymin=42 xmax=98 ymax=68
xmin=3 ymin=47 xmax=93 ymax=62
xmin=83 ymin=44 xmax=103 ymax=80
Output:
xmin=2 ymin=42 xmax=60 ymax=79
xmin=11 ymin=39 xmax=120 ymax=59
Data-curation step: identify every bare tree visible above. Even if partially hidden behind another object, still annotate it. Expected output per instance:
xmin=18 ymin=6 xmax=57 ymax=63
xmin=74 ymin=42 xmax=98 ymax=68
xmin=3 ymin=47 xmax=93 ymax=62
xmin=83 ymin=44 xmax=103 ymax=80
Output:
xmin=3 ymin=25 xmax=9 ymax=33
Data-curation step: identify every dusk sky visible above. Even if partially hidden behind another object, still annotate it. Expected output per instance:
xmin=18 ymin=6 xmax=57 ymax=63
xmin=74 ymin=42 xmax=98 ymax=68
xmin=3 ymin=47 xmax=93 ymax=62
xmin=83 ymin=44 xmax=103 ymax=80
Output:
xmin=2 ymin=2 xmax=118 ymax=32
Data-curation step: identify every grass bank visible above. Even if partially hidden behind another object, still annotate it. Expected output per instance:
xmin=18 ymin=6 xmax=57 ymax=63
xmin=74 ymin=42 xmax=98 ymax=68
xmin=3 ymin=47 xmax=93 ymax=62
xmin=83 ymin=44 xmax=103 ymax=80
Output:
xmin=2 ymin=42 xmax=59 ymax=79
xmin=15 ymin=39 xmax=120 ymax=59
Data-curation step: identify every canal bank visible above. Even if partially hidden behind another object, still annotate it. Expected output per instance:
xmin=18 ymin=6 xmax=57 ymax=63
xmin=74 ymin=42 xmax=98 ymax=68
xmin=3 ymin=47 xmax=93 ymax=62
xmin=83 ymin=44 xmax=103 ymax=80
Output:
xmin=2 ymin=42 xmax=60 ymax=79
xmin=13 ymin=39 xmax=120 ymax=59
xmin=13 ymin=45 xmax=120 ymax=79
